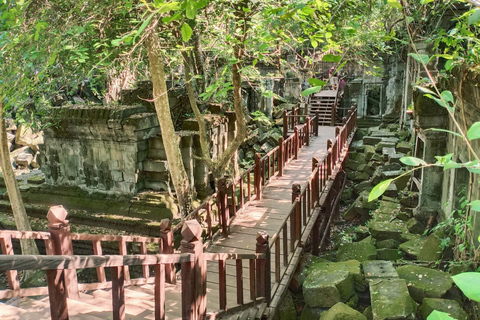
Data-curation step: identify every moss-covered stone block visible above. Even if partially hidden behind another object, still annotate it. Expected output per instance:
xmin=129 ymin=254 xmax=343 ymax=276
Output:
xmin=368 ymin=221 xmax=408 ymax=242
xmin=396 ymin=265 xmax=454 ymax=303
xmin=303 ymin=271 xmax=353 ymax=308
xmin=370 ymin=278 xmax=417 ymax=320
xmin=420 ymin=298 xmax=467 ymax=320
xmin=319 ymin=302 xmax=366 ymax=320
xmin=337 ymin=241 xmax=377 ymax=262
xmin=278 ymin=291 xmax=298 ymax=320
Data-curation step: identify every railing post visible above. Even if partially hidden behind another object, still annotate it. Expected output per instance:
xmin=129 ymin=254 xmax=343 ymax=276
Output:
xmin=312 ymin=157 xmax=320 ymax=206
xmin=47 ymin=205 xmax=79 ymax=300
xmin=291 ymin=183 xmax=301 ymax=251
xmin=294 ymin=127 xmax=299 ymax=159
xmin=255 ymin=231 xmax=271 ymax=305
xmin=327 ymin=140 xmax=333 ymax=177
xmin=160 ymin=219 xmax=176 ymax=284
xmin=217 ymin=178 xmax=229 ymax=237
xmin=315 ymin=111 xmax=319 ymax=136
xmin=0 ymin=235 xmax=20 ymax=291
xmin=331 ymin=101 xmax=336 ymax=126
xmin=181 ymin=220 xmax=206 ymax=320
xmin=278 ymin=137 xmax=284 ymax=177
xmin=283 ymin=110 xmax=288 ymax=139
xmin=254 ymin=153 xmax=262 ymax=201
xmin=304 ymin=102 xmax=308 ymax=116
xmin=305 ymin=116 xmax=310 ymax=146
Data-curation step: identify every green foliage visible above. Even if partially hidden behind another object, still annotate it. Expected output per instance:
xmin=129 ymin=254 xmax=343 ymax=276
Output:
xmin=400 ymin=156 xmax=427 ymax=166
xmin=467 ymin=122 xmax=480 ymax=141
xmin=368 ymin=179 xmax=393 ymax=202
xmin=452 ymin=272 xmax=480 ymax=302
xmin=426 ymin=310 xmax=456 ymax=320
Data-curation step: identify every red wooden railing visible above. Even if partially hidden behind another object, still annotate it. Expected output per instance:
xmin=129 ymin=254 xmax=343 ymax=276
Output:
xmin=0 ymin=102 xmax=357 ymax=320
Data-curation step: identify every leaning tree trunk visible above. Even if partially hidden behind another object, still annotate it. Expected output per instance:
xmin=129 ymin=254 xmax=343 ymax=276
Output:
xmin=145 ymin=27 xmax=192 ymax=216
xmin=0 ymin=102 xmax=38 ymax=255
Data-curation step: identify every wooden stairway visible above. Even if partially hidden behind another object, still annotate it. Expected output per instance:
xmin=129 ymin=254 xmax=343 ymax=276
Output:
xmin=307 ymin=90 xmax=338 ymax=126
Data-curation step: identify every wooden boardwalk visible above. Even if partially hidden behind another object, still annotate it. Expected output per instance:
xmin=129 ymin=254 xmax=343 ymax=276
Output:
xmin=204 ymin=126 xmax=336 ymax=312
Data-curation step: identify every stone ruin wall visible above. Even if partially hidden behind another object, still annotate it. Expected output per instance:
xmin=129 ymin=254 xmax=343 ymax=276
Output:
xmin=39 ymin=105 xmax=233 ymax=198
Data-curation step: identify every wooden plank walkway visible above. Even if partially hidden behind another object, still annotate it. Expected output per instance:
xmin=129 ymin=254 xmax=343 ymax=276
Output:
xmin=204 ymin=126 xmax=336 ymax=310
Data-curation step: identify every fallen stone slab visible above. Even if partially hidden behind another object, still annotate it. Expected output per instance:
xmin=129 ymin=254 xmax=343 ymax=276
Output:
xmin=369 ymin=221 xmax=408 ymax=242
xmin=376 ymin=239 xmax=399 ymax=249
xmin=363 ymin=136 xmax=383 ymax=146
xmin=396 ymin=141 xmax=412 ymax=154
xmin=370 ymin=278 xmax=416 ymax=320
xmin=383 ymin=183 xmax=398 ymax=197
xmin=376 ymin=248 xmax=401 ymax=261
xmin=337 ymin=241 xmax=377 ymax=262
xmin=420 ymin=298 xmax=468 ymax=320
xmin=407 ymin=218 xmax=425 ymax=234
xmin=419 ymin=231 xmax=448 ymax=262
xmin=299 ymin=306 xmax=324 ymax=320
xmin=396 ymin=265 xmax=454 ymax=303
xmin=363 ymin=260 xmax=398 ymax=282
xmin=303 ymin=270 xmax=354 ymax=308
xmin=370 ymin=131 xmax=397 ymax=138
xmin=382 ymin=147 xmax=396 ymax=159
xmin=306 ymin=259 xmax=365 ymax=292
xmin=388 ymin=153 xmax=406 ymax=165
xmin=319 ymin=302 xmax=366 ymax=320
xmin=364 ymin=145 xmax=376 ymax=161
xmin=399 ymin=236 xmax=426 ymax=259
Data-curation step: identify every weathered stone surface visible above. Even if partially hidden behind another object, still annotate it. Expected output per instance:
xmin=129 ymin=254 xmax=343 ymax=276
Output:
xmin=418 ymin=231 xmax=447 ymax=262
xmin=376 ymin=248 xmax=401 ymax=261
xmin=388 ymin=153 xmax=406 ymax=165
xmin=363 ymin=136 xmax=382 ymax=146
xmin=370 ymin=279 xmax=417 ymax=320
xmin=369 ymin=221 xmax=408 ymax=242
xmin=381 ymin=170 xmax=403 ymax=179
xmin=353 ymin=181 xmax=373 ymax=194
xmin=363 ymin=306 xmax=373 ymax=320
xmin=319 ymin=302 xmax=366 ymax=320
xmin=15 ymin=152 xmax=34 ymax=167
xmin=376 ymin=239 xmax=399 ymax=249
xmin=370 ymin=130 xmax=397 ymax=138
xmin=363 ymin=260 xmax=398 ymax=282
xmin=396 ymin=141 xmax=412 ymax=154
xmin=306 ymin=259 xmax=364 ymax=289
xmin=343 ymin=192 xmax=377 ymax=222
xmin=396 ymin=265 xmax=454 ymax=303
xmin=337 ymin=241 xmax=377 ymax=262
xmin=303 ymin=271 xmax=353 ymax=308
xmin=364 ymin=145 xmax=377 ymax=161
xmin=383 ymin=183 xmax=398 ymax=197
xmin=299 ymin=306 xmax=325 ymax=320
xmin=407 ymin=218 xmax=425 ymax=234
xmin=420 ymin=298 xmax=467 ymax=320
xmin=15 ymin=125 xmax=44 ymax=148
xmin=355 ymin=226 xmax=370 ymax=240
xmin=346 ymin=159 xmax=360 ymax=170
xmin=354 ymin=171 xmax=370 ymax=181
xmin=399 ymin=235 xmax=425 ymax=259
xmin=278 ymin=292 xmax=297 ymax=320
xmin=400 ymin=192 xmax=419 ymax=208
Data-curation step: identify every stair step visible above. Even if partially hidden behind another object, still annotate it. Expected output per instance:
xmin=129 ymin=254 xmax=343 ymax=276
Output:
xmin=247 ymin=307 xmax=258 ymax=320
xmin=239 ymin=309 xmax=251 ymax=320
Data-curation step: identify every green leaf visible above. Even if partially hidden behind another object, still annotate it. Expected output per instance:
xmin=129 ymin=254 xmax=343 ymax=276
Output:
xmin=387 ymin=0 xmax=402 ymax=9
xmin=186 ymin=0 xmax=196 ymax=19
xmin=441 ymin=90 xmax=454 ymax=104
xmin=368 ymin=179 xmax=393 ymax=202
xmin=322 ymin=54 xmax=342 ymax=63
xmin=470 ymin=200 xmax=480 ymax=211
xmin=452 ymin=272 xmax=480 ymax=302
xmin=445 ymin=60 xmax=453 ymax=71
xmin=421 ymin=0 xmax=434 ymax=4
xmin=424 ymin=128 xmax=463 ymax=138
xmin=137 ymin=13 xmax=154 ymax=36
xmin=426 ymin=310 xmax=456 ymax=320
xmin=415 ymin=86 xmax=436 ymax=95
xmin=301 ymin=86 xmax=323 ymax=97
xmin=469 ymin=10 xmax=480 ymax=25
xmin=308 ymin=78 xmax=327 ymax=86
xmin=400 ymin=156 xmax=427 ymax=166
xmin=444 ymin=160 xmax=462 ymax=171
xmin=467 ymin=122 xmax=480 ymax=141
xmin=181 ymin=23 xmax=193 ymax=42
xmin=409 ymin=53 xmax=430 ymax=64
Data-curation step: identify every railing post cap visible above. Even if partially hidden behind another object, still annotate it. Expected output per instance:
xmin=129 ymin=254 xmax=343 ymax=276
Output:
xmin=292 ymin=183 xmax=301 ymax=193
xmin=160 ymin=219 xmax=172 ymax=231
xmin=256 ymin=231 xmax=269 ymax=244
xmin=47 ymin=205 xmax=68 ymax=227
xmin=181 ymin=219 xmax=203 ymax=242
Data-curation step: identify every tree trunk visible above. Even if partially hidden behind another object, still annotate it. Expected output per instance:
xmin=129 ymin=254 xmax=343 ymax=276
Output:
xmin=0 ymin=102 xmax=38 ymax=255
xmin=145 ymin=28 xmax=192 ymax=215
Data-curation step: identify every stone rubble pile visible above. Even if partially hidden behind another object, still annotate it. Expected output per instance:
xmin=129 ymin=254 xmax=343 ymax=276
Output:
xmin=276 ymin=123 xmax=472 ymax=320
xmin=3 ymin=119 xmax=43 ymax=173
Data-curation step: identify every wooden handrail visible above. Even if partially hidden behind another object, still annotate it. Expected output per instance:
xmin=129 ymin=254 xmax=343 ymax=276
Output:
xmin=0 ymin=253 xmax=194 ymax=271
xmin=204 ymin=253 xmax=265 ymax=261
